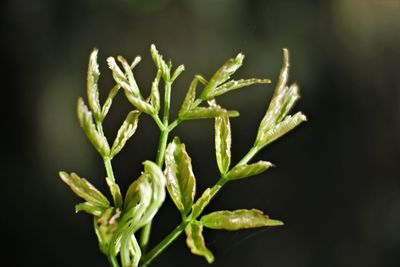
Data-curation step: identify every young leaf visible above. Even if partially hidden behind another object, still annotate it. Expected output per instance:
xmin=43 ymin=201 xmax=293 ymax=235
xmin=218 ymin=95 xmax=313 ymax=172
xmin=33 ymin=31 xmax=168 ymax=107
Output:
xmin=215 ymin=115 xmax=231 ymax=174
xmin=59 ymin=171 xmax=110 ymax=209
xmin=150 ymin=70 xmax=162 ymax=114
xmin=105 ymin=177 xmax=123 ymax=208
xmin=75 ymin=202 xmax=104 ymax=217
xmin=107 ymin=57 xmax=131 ymax=92
xmin=178 ymin=77 xmax=198 ymax=117
xmin=94 ymin=207 xmax=121 ymax=254
xmin=87 ymin=48 xmax=102 ymax=121
xmin=101 ymin=84 xmax=121 ymax=120
xmin=212 ymin=78 xmax=271 ymax=98
xmin=165 ymin=137 xmax=196 ymax=216
xmin=185 ymin=220 xmax=214 ymax=263
xmin=191 ymin=188 xmax=212 ymax=219
xmin=124 ymin=91 xmax=155 ymax=115
xmin=150 ymin=44 xmax=170 ymax=81
xmin=110 ymin=110 xmax=140 ymax=158
xmin=254 ymin=49 xmax=306 ymax=148
xmin=117 ymin=55 xmax=141 ymax=97
xmin=77 ymin=98 xmax=110 ymax=156
xmin=226 ymin=161 xmax=273 ymax=180
xmin=200 ymin=53 xmax=244 ymax=100
xmin=183 ymin=107 xmax=239 ymax=120
xmin=171 ymin=64 xmax=185 ymax=82
xmin=201 ymin=209 xmax=283 ymax=231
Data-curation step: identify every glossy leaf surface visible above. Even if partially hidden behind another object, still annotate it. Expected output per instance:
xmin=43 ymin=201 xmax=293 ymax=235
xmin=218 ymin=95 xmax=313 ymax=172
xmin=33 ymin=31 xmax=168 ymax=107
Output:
xmin=226 ymin=161 xmax=272 ymax=180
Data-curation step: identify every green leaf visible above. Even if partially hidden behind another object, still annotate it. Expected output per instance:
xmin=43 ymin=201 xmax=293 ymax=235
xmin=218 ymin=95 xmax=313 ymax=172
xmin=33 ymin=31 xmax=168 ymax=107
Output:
xmin=117 ymin=55 xmax=141 ymax=97
xmin=178 ymin=77 xmax=198 ymax=117
xmin=150 ymin=44 xmax=170 ymax=81
xmin=165 ymin=137 xmax=196 ymax=216
xmin=183 ymin=107 xmax=239 ymax=120
xmin=255 ymin=112 xmax=307 ymax=148
xmin=101 ymin=84 xmax=121 ymax=120
xmin=254 ymin=49 xmax=306 ymax=148
xmin=185 ymin=220 xmax=214 ymax=263
xmin=75 ymin=202 xmax=104 ymax=217
xmin=59 ymin=171 xmax=110 ymax=211
xmin=201 ymin=209 xmax=283 ymax=231
xmin=105 ymin=177 xmax=123 ymax=208
xmin=171 ymin=64 xmax=185 ymax=82
xmin=215 ymin=115 xmax=231 ymax=174
xmin=226 ymin=161 xmax=273 ymax=180
xmin=107 ymin=57 xmax=131 ymax=92
xmin=86 ymin=48 xmax=102 ymax=121
xmin=94 ymin=208 xmax=121 ymax=254
xmin=150 ymin=70 xmax=162 ymax=114
xmin=124 ymin=91 xmax=155 ymax=115
xmin=200 ymin=53 xmax=244 ymax=100
xmin=191 ymin=188 xmax=212 ymax=219
xmin=110 ymin=110 xmax=140 ymax=157
xmin=77 ymin=98 xmax=110 ymax=156
xmin=212 ymin=78 xmax=271 ymax=98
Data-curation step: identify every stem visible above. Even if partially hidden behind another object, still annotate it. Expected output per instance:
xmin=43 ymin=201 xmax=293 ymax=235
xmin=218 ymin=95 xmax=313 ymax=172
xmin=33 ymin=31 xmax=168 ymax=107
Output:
xmin=140 ymin=81 xmax=173 ymax=252
xmin=140 ymin=222 xmax=187 ymax=267
xmin=104 ymin=157 xmax=116 ymax=183
xmin=236 ymin=146 xmax=260 ymax=166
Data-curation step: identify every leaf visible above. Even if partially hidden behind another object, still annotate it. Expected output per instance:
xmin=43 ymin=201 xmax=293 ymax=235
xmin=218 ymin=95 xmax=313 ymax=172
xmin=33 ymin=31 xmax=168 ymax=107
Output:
xmin=105 ymin=177 xmax=123 ymax=208
xmin=124 ymin=91 xmax=155 ymax=115
xmin=200 ymin=53 xmax=244 ymax=100
xmin=150 ymin=70 xmax=162 ymax=113
xmin=101 ymin=84 xmax=121 ymax=120
xmin=212 ymin=78 xmax=271 ymax=98
xmin=254 ymin=49 xmax=306 ymax=148
xmin=185 ymin=220 xmax=214 ymax=263
xmin=117 ymin=55 xmax=141 ymax=97
xmin=107 ymin=57 xmax=131 ymax=92
xmin=171 ymin=64 xmax=185 ymax=82
xmin=59 ymin=171 xmax=110 ymax=211
xmin=226 ymin=161 xmax=273 ymax=180
xmin=94 ymin=208 xmax=121 ymax=254
xmin=215 ymin=115 xmax=231 ymax=174
xmin=178 ymin=77 xmax=198 ymax=117
xmin=164 ymin=137 xmax=196 ymax=216
xmin=150 ymin=44 xmax=170 ymax=80
xmin=110 ymin=110 xmax=140 ymax=157
xmin=86 ymin=48 xmax=102 ymax=121
xmin=191 ymin=188 xmax=212 ymax=219
xmin=183 ymin=107 xmax=239 ymax=120
xmin=201 ymin=209 xmax=283 ymax=231
xmin=255 ymin=112 xmax=307 ymax=148
xmin=77 ymin=98 xmax=110 ymax=156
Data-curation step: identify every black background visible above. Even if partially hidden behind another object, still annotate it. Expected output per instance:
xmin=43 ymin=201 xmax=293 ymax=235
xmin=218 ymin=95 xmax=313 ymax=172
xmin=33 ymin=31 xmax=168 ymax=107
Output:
xmin=2 ymin=0 xmax=400 ymax=266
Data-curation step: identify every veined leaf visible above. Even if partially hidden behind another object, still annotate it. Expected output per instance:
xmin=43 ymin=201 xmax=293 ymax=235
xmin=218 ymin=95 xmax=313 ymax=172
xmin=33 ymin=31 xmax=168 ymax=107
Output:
xmin=255 ymin=112 xmax=307 ymax=148
xmin=178 ymin=77 xmax=198 ymax=117
xmin=183 ymin=107 xmax=239 ymax=120
xmin=226 ymin=161 xmax=273 ymax=180
xmin=117 ymin=55 xmax=141 ymax=97
xmin=254 ymin=49 xmax=306 ymax=149
xmin=165 ymin=137 xmax=196 ymax=216
xmin=201 ymin=209 xmax=283 ymax=231
xmin=212 ymin=78 xmax=271 ymax=98
xmin=150 ymin=70 xmax=162 ymax=113
xmin=185 ymin=221 xmax=214 ymax=263
xmin=77 ymin=98 xmax=110 ymax=156
xmin=59 ymin=171 xmax=110 ymax=210
xmin=200 ymin=53 xmax=244 ymax=100
xmin=150 ymin=44 xmax=170 ymax=80
xmin=105 ymin=177 xmax=123 ymax=208
xmin=107 ymin=57 xmax=131 ymax=93
xmin=215 ymin=115 xmax=231 ymax=174
xmin=110 ymin=110 xmax=140 ymax=157
xmin=101 ymin=84 xmax=121 ymax=120
xmin=191 ymin=188 xmax=212 ymax=219
xmin=87 ymin=48 xmax=102 ymax=121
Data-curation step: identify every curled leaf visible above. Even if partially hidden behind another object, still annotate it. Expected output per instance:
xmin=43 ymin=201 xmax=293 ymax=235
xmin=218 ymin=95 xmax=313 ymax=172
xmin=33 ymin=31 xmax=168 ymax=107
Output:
xmin=215 ymin=115 xmax=231 ymax=174
xmin=77 ymin=98 xmax=110 ymax=156
xmin=124 ymin=91 xmax=155 ymax=115
xmin=191 ymin=188 xmax=212 ymax=219
xmin=165 ymin=137 xmax=196 ymax=216
xmin=94 ymin=207 xmax=121 ymax=254
xmin=213 ymin=78 xmax=271 ymax=98
xmin=226 ymin=161 xmax=273 ymax=180
xmin=185 ymin=220 xmax=214 ymax=263
xmin=110 ymin=110 xmax=140 ymax=157
xmin=101 ymin=84 xmax=121 ymax=120
xmin=201 ymin=209 xmax=283 ymax=231
xmin=183 ymin=107 xmax=239 ymax=120
xmin=150 ymin=44 xmax=170 ymax=80
xmin=87 ymin=48 xmax=102 ymax=121
xmin=150 ymin=70 xmax=162 ymax=113
xmin=171 ymin=64 xmax=185 ymax=82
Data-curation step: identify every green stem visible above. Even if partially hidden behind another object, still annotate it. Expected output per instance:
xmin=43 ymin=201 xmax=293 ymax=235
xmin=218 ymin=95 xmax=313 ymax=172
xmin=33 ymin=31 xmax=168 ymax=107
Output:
xmin=140 ymin=222 xmax=188 ymax=267
xmin=236 ymin=146 xmax=260 ymax=166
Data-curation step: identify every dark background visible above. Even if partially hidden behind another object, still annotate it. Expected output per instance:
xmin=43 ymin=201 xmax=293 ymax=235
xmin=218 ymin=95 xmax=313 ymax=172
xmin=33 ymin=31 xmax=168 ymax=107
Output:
xmin=2 ymin=0 xmax=400 ymax=266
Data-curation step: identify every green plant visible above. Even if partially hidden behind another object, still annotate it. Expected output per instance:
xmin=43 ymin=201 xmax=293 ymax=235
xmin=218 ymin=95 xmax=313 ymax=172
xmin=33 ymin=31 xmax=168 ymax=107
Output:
xmin=59 ymin=44 xmax=306 ymax=267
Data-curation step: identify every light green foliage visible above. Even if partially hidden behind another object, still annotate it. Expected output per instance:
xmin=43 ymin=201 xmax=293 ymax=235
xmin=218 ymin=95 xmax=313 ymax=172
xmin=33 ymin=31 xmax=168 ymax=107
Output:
xmin=59 ymin=44 xmax=306 ymax=267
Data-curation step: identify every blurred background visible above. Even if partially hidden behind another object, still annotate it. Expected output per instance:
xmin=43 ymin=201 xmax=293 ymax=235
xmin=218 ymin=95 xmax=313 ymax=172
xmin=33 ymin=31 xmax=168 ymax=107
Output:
xmin=2 ymin=0 xmax=400 ymax=266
